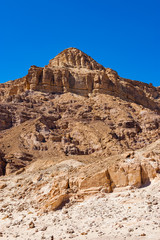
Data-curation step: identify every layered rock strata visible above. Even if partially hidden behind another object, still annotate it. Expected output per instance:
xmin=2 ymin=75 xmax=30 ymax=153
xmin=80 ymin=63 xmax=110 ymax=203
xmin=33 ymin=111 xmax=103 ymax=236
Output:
xmin=0 ymin=47 xmax=160 ymax=211
xmin=26 ymin=140 xmax=160 ymax=212
xmin=0 ymin=48 xmax=160 ymax=112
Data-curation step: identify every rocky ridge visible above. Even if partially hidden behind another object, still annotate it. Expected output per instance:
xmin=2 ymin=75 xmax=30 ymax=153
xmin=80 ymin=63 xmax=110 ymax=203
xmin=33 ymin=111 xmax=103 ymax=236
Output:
xmin=0 ymin=48 xmax=160 ymax=111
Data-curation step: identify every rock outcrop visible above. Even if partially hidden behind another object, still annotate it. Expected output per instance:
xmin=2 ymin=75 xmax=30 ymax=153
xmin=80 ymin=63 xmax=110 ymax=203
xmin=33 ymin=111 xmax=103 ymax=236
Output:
xmin=0 ymin=105 xmax=12 ymax=130
xmin=0 ymin=48 xmax=160 ymax=112
xmin=0 ymin=90 xmax=160 ymax=177
xmin=37 ymin=139 xmax=160 ymax=212
xmin=48 ymin=48 xmax=105 ymax=70
xmin=0 ymin=47 xmax=160 ymax=213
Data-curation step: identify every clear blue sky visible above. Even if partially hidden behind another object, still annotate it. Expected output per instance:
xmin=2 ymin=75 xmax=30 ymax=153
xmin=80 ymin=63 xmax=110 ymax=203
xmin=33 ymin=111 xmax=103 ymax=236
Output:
xmin=0 ymin=0 xmax=159 ymax=86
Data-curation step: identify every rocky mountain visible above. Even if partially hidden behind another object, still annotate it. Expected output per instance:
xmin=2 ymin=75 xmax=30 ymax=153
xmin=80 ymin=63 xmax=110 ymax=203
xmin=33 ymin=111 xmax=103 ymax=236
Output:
xmin=0 ymin=48 xmax=160 ymax=108
xmin=0 ymin=48 xmax=160 ymax=239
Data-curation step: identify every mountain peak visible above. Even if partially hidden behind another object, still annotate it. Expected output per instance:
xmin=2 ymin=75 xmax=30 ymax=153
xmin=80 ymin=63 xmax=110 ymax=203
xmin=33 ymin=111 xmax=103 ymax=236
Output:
xmin=48 ymin=47 xmax=104 ymax=70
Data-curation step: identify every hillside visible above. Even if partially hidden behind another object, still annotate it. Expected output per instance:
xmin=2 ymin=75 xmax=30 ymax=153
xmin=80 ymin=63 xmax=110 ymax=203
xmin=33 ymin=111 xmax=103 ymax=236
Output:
xmin=0 ymin=48 xmax=160 ymax=239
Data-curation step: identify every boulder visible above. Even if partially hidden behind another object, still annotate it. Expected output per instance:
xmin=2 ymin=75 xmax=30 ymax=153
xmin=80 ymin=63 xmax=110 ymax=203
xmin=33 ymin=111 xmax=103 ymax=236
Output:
xmin=79 ymin=170 xmax=112 ymax=193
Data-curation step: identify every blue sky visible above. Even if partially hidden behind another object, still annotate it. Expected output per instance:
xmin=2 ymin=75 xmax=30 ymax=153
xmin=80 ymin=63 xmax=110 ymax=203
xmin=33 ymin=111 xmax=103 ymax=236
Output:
xmin=0 ymin=0 xmax=159 ymax=86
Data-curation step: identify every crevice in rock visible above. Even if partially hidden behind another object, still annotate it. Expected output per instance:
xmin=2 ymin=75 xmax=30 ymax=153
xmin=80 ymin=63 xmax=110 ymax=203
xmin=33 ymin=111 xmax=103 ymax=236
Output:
xmin=140 ymin=165 xmax=151 ymax=187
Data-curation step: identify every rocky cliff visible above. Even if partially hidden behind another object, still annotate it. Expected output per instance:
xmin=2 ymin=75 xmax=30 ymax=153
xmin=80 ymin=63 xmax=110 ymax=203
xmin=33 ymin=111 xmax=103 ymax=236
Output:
xmin=0 ymin=48 xmax=160 ymax=111
xmin=0 ymin=48 xmax=160 ymax=213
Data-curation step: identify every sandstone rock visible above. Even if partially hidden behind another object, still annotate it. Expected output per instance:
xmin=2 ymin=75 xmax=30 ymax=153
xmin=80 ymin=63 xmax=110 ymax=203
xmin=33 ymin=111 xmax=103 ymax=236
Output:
xmin=48 ymin=48 xmax=105 ymax=70
xmin=63 ymin=144 xmax=80 ymax=155
xmin=0 ymin=48 xmax=159 ymax=112
xmin=79 ymin=170 xmax=111 ymax=193
xmin=108 ymin=165 xmax=128 ymax=188
xmin=15 ymin=168 xmax=25 ymax=175
xmin=125 ymin=163 xmax=141 ymax=187
xmin=0 ymin=47 xmax=160 ymax=214
xmin=108 ymin=163 xmax=142 ymax=188
xmin=0 ymin=183 xmax=7 ymax=189
xmin=0 ymin=105 xmax=12 ymax=130
xmin=141 ymin=162 xmax=157 ymax=184
xmin=4 ymin=152 xmax=33 ymax=176
xmin=45 ymin=193 xmax=70 ymax=211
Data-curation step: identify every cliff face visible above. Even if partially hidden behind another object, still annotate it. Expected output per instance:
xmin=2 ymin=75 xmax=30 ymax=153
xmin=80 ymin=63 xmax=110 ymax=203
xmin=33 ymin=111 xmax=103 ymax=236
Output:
xmin=0 ymin=48 xmax=160 ymax=111
xmin=0 ymin=48 xmax=160 ymax=178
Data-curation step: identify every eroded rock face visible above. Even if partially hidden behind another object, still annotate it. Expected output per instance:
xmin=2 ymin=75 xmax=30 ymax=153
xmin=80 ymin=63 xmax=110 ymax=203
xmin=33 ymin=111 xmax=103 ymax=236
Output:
xmin=0 ymin=47 xmax=159 ymax=183
xmin=0 ymin=90 xmax=160 ymax=177
xmin=0 ymin=47 xmax=160 ymax=216
xmin=5 ymin=152 xmax=33 ymax=175
xmin=0 ymin=48 xmax=159 ymax=112
xmin=48 ymin=48 xmax=105 ymax=70
xmin=0 ymin=105 xmax=12 ymax=130
xmin=39 ymin=153 xmax=160 ymax=212
xmin=29 ymin=140 xmax=160 ymax=213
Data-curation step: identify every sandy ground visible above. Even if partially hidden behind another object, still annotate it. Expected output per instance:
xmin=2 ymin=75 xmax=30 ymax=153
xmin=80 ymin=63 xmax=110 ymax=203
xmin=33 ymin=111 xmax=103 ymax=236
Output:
xmin=0 ymin=173 xmax=160 ymax=240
